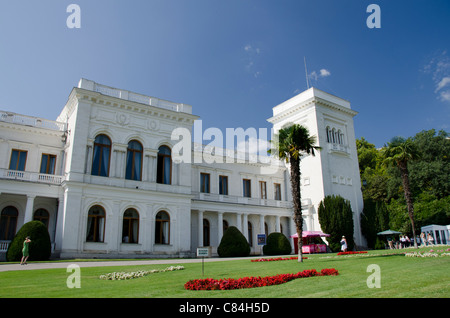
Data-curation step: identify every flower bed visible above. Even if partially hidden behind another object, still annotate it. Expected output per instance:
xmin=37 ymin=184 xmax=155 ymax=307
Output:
xmin=405 ymin=251 xmax=450 ymax=258
xmin=251 ymin=256 xmax=307 ymax=262
xmin=337 ymin=251 xmax=368 ymax=256
xmin=99 ymin=265 xmax=185 ymax=280
xmin=184 ymin=268 xmax=338 ymax=290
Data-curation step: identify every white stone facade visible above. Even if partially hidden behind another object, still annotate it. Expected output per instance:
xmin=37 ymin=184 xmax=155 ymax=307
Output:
xmin=0 ymin=79 xmax=364 ymax=259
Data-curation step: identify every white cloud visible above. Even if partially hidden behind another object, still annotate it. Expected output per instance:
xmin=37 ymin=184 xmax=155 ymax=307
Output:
xmin=308 ymin=68 xmax=331 ymax=82
xmin=435 ymin=76 xmax=450 ymax=92
xmin=438 ymin=90 xmax=450 ymax=102
xmin=243 ymin=44 xmax=262 ymax=78
xmin=320 ymin=69 xmax=331 ymax=77
xmin=424 ymin=51 xmax=450 ymax=103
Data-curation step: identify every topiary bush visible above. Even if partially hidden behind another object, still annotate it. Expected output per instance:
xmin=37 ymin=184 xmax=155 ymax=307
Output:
xmin=6 ymin=221 xmax=52 ymax=261
xmin=263 ymin=232 xmax=292 ymax=255
xmin=217 ymin=226 xmax=250 ymax=257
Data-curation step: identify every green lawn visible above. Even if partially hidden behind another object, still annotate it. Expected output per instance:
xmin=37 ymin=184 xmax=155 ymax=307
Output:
xmin=0 ymin=247 xmax=449 ymax=298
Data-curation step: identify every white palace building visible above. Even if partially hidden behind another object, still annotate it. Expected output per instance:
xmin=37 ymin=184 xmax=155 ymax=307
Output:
xmin=0 ymin=79 xmax=364 ymax=259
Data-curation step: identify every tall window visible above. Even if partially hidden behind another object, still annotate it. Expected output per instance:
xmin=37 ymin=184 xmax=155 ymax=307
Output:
xmin=155 ymin=211 xmax=170 ymax=244
xmin=219 ymin=175 xmax=228 ymax=195
xmin=126 ymin=140 xmax=143 ymax=181
xmin=260 ymin=181 xmax=267 ymax=199
xmin=34 ymin=209 xmax=49 ymax=229
xmin=86 ymin=205 xmax=106 ymax=242
xmin=92 ymin=134 xmax=111 ymax=177
xmin=9 ymin=150 xmax=27 ymax=171
xmin=40 ymin=154 xmax=56 ymax=174
xmin=243 ymin=179 xmax=251 ymax=198
xmin=203 ymin=219 xmax=210 ymax=247
xmin=274 ymin=183 xmax=281 ymax=200
xmin=0 ymin=206 xmax=18 ymax=240
xmin=200 ymin=173 xmax=210 ymax=193
xmin=157 ymin=146 xmax=171 ymax=184
xmin=122 ymin=209 xmax=139 ymax=243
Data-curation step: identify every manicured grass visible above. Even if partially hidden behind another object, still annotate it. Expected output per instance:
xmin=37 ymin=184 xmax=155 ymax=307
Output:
xmin=0 ymin=247 xmax=449 ymax=298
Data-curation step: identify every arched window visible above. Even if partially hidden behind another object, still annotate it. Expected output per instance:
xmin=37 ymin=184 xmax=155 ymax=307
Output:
xmin=203 ymin=219 xmax=210 ymax=247
xmin=92 ymin=134 xmax=111 ymax=177
xmin=337 ymin=130 xmax=342 ymax=145
xmin=122 ymin=208 xmax=139 ymax=243
xmin=332 ymin=128 xmax=336 ymax=144
xmin=157 ymin=145 xmax=171 ymax=184
xmin=126 ymin=140 xmax=143 ymax=181
xmin=326 ymin=127 xmax=332 ymax=143
xmin=155 ymin=211 xmax=170 ymax=244
xmin=0 ymin=206 xmax=18 ymax=240
xmin=86 ymin=205 xmax=106 ymax=242
xmin=34 ymin=209 xmax=49 ymax=229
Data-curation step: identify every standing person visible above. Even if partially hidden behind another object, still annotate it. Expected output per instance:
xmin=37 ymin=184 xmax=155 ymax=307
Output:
xmin=420 ymin=232 xmax=426 ymax=246
xmin=340 ymin=236 xmax=348 ymax=253
xmin=20 ymin=236 xmax=31 ymax=265
xmin=427 ymin=233 xmax=434 ymax=246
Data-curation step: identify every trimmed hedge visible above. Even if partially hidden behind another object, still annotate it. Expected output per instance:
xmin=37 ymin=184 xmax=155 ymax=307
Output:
xmin=217 ymin=226 xmax=250 ymax=257
xmin=7 ymin=221 xmax=52 ymax=261
xmin=263 ymin=232 xmax=292 ymax=255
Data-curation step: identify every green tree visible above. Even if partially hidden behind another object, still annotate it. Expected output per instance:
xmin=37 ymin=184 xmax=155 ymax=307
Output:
xmin=318 ymin=195 xmax=355 ymax=252
xmin=269 ymin=124 xmax=320 ymax=262
xmin=360 ymin=198 xmax=389 ymax=248
xmin=382 ymin=137 xmax=419 ymax=248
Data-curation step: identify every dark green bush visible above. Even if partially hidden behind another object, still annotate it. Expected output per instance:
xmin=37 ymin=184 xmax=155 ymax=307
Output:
xmin=7 ymin=221 xmax=51 ymax=261
xmin=263 ymin=232 xmax=292 ymax=255
xmin=217 ymin=226 xmax=250 ymax=257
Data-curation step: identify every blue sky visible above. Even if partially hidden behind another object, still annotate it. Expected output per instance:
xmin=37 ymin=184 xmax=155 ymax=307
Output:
xmin=0 ymin=0 xmax=449 ymax=148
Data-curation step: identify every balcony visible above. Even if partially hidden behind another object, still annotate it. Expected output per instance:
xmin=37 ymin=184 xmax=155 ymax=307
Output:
xmin=0 ymin=111 xmax=66 ymax=132
xmin=0 ymin=169 xmax=65 ymax=185
xmin=328 ymin=143 xmax=350 ymax=156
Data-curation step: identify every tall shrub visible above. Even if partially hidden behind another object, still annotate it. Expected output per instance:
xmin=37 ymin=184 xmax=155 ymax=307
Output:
xmin=318 ymin=195 xmax=355 ymax=252
xmin=7 ymin=221 xmax=51 ymax=261
xmin=217 ymin=226 xmax=250 ymax=257
xmin=263 ymin=232 xmax=292 ymax=255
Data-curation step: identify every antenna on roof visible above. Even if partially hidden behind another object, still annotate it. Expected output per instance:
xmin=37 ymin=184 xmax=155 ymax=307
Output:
xmin=304 ymin=56 xmax=310 ymax=89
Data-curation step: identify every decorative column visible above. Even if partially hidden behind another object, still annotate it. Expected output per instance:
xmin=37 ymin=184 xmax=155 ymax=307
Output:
xmin=54 ymin=196 xmax=65 ymax=252
xmin=236 ymin=213 xmax=242 ymax=233
xmin=242 ymin=213 xmax=248 ymax=241
xmin=24 ymin=195 xmax=36 ymax=223
xmin=198 ymin=210 xmax=204 ymax=247
xmin=217 ymin=211 xmax=223 ymax=245
xmin=275 ymin=215 xmax=281 ymax=233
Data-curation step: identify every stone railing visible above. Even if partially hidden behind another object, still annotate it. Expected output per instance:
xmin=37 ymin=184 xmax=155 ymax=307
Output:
xmin=0 ymin=111 xmax=66 ymax=132
xmin=0 ymin=169 xmax=65 ymax=185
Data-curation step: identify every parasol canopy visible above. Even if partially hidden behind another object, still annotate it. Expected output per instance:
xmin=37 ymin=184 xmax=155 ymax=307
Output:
xmin=290 ymin=231 xmax=330 ymax=238
xmin=377 ymin=229 xmax=402 ymax=235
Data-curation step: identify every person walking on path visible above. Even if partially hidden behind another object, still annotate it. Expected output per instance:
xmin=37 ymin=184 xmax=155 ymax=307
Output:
xmin=20 ymin=236 xmax=31 ymax=265
xmin=340 ymin=236 xmax=348 ymax=252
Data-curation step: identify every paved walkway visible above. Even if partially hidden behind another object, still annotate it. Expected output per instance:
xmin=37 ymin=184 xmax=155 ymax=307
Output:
xmin=0 ymin=256 xmax=261 ymax=272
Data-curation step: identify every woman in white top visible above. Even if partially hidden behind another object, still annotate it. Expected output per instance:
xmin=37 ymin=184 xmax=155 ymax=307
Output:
xmin=340 ymin=236 xmax=348 ymax=252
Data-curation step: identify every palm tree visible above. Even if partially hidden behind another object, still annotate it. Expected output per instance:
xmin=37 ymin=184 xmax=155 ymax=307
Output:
xmin=269 ymin=124 xmax=321 ymax=262
xmin=382 ymin=137 xmax=419 ymax=248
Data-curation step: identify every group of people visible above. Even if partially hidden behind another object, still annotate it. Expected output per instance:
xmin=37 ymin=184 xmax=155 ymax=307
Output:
xmin=420 ymin=232 xmax=435 ymax=246
xmin=386 ymin=232 xmax=436 ymax=249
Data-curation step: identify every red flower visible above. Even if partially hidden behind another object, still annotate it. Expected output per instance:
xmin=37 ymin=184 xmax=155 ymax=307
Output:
xmin=337 ymin=251 xmax=368 ymax=255
xmin=184 ymin=268 xmax=339 ymax=290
